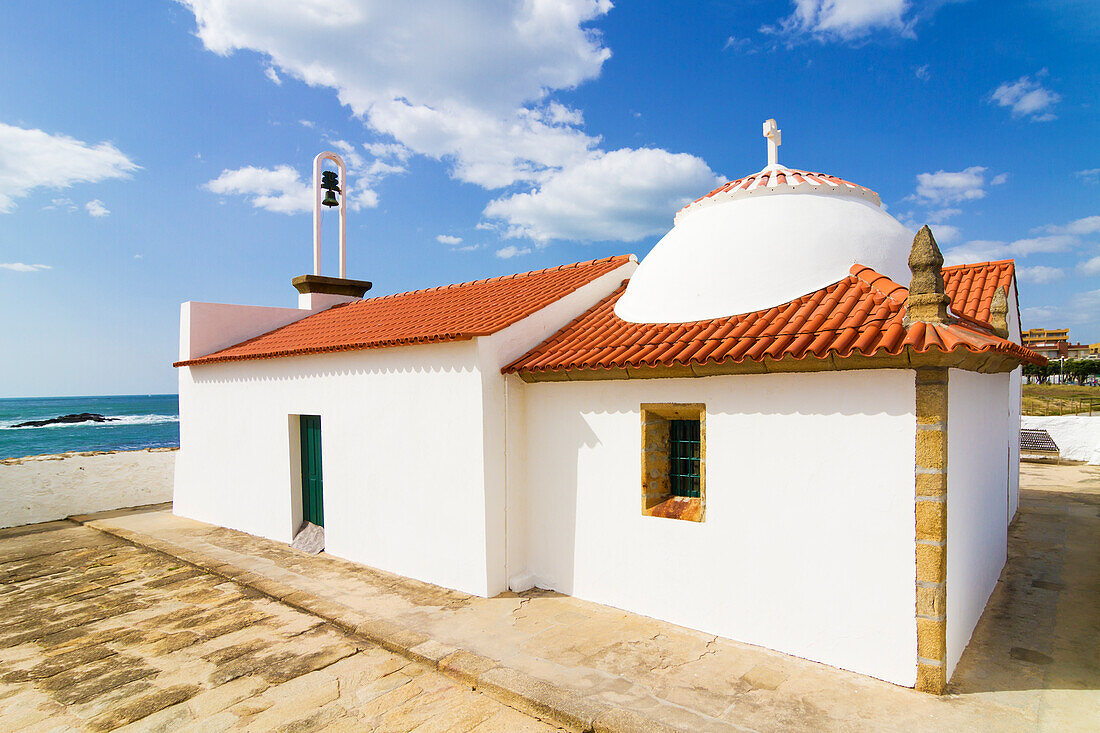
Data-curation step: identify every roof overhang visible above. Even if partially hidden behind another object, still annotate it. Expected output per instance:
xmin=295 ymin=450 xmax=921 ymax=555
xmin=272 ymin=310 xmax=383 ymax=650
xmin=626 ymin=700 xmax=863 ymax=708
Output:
xmin=513 ymin=345 xmax=1030 ymax=384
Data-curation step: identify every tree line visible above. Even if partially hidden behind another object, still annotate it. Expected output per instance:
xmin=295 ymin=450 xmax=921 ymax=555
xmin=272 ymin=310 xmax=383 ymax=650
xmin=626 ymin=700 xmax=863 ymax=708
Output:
xmin=1023 ymin=359 xmax=1100 ymax=385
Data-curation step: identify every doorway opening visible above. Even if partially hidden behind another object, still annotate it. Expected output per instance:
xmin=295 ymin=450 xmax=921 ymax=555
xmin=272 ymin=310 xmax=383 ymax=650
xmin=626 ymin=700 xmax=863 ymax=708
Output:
xmin=299 ymin=414 xmax=324 ymax=527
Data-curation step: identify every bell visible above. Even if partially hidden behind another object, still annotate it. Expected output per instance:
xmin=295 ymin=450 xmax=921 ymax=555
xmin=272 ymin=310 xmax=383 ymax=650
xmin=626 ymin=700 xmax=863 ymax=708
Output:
xmin=322 ymin=189 xmax=340 ymax=207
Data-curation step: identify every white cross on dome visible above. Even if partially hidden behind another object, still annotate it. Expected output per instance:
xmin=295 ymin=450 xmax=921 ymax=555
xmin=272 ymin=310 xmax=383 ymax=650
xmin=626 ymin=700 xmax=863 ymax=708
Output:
xmin=763 ymin=118 xmax=782 ymax=168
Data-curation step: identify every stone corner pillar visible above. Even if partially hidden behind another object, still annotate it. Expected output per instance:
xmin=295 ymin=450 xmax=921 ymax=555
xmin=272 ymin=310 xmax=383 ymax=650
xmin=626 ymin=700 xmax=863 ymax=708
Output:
xmin=914 ymin=367 xmax=949 ymax=693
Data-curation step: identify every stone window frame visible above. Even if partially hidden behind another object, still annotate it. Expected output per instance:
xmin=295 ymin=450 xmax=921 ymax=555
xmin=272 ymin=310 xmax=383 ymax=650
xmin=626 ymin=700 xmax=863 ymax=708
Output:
xmin=641 ymin=403 xmax=706 ymax=522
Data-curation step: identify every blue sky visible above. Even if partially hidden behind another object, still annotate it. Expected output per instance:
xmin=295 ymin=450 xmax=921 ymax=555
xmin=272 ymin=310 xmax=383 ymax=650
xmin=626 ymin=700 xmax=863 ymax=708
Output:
xmin=1 ymin=0 xmax=1097 ymax=397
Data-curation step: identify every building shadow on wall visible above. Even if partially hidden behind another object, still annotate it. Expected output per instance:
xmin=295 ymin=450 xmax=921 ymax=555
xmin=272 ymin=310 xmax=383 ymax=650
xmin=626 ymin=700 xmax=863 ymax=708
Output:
xmin=531 ymin=409 xmax=601 ymax=597
xmin=948 ymin=486 xmax=1100 ymax=694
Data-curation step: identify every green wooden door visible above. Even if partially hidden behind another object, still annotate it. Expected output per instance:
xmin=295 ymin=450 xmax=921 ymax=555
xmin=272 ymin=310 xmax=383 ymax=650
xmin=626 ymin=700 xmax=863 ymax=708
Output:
xmin=299 ymin=415 xmax=324 ymax=527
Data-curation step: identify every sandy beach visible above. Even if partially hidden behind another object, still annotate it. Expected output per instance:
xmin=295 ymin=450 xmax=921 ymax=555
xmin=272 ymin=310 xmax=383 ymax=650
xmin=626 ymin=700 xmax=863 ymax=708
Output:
xmin=0 ymin=448 xmax=176 ymax=529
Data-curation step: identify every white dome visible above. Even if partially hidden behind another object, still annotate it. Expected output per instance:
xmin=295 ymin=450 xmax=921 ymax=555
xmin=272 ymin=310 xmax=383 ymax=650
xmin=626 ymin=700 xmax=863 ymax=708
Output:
xmin=615 ymin=165 xmax=914 ymax=323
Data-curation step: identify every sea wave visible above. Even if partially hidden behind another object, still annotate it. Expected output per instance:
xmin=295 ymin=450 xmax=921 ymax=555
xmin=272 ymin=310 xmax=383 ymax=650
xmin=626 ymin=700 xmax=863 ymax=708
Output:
xmin=0 ymin=414 xmax=180 ymax=430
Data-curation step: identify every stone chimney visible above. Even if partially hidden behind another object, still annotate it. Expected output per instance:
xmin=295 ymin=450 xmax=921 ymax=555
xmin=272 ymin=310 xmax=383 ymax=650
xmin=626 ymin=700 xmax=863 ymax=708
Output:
xmin=989 ymin=286 xmax=1009 ymax=339
xmin=903 ymin=226 xmax=950 ymax=326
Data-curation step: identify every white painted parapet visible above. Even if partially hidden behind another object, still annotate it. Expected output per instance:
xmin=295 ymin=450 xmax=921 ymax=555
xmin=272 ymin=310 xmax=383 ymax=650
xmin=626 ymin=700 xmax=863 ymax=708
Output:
xmin=179 ymin=301 xmax=311 ymax=362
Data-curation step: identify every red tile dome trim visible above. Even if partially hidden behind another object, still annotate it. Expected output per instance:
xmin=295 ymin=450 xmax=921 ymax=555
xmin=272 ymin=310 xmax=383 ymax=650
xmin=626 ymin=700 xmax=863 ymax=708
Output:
xmin=677 ymin=166 xmax=881 ymax=221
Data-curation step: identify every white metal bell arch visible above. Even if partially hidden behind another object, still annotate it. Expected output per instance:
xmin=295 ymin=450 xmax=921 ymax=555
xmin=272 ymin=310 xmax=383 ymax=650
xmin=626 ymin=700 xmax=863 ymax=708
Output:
xmin=313 ymin=151 xmax=348 ymax=278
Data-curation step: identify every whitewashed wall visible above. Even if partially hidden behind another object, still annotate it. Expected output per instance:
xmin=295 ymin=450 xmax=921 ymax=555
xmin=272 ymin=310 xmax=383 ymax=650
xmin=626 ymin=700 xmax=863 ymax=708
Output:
xmin=1008 ymin=368 xmax=1021 ymax=519
xmin=175 ymin=341 xmax=495 ymax=596
xmin=946 ymin=369 xmax=1010 ymax=676
xmin=477 ymin=260 xmax=637 ymax=593
xmin=516 ymin=369 xmax=919 ymax=687
xmin=1007 ymin=283 xmax=1022 ymax=520
xmin=175 ymin=260 xmax=636 ymax=598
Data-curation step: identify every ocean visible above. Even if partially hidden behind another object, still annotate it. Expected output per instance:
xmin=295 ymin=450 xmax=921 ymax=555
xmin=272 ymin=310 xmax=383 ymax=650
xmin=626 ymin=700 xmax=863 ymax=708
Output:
xmin=0 ymin=394 xmax=179 ymax=460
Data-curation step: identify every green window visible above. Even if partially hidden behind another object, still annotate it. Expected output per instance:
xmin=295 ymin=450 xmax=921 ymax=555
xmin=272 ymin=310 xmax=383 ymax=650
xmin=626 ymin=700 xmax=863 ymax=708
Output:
xmin=669 ymin=419 xmax=701 ymax=498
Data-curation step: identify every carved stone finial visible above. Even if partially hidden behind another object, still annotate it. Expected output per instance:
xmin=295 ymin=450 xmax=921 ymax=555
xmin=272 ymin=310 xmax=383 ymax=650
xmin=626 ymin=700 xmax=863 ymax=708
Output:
xmin=989 ymin=286 xmax=1009 ymax=339
xmin=904 ymin=226 xmax=951 ymax=326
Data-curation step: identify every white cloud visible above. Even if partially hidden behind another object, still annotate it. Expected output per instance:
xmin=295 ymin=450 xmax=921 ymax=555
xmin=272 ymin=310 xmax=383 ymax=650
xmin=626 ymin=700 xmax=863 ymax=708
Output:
xmin=929 ymin=224 xmax=960 ymax=244
xmin=324 ymin=138 xmax=405 ymax=202
xmin=367 ymin=100 xmax=598 ymax=188
xmin=545 ymin=102 xmax=584 ymax=127
xmin=180 ymin=1 xmax=727 ymax=243
xmin=85 ymin=199 xmax=109 ymax=217
xmin=299 ymin=119 xmax=315 ymax=129
xmin=1017 ymin=265 xmax=1064 ymax=284
xmin=927 ymin=207 xmax=961 ymax=222
xmin=0 ymin=122 xmax=138 ymax=213
xmin=204 ymin=165 xmax=312 ymax=214
xmin=724 ymin=36 xmax=756 ymax=53
xmin=264 ymin=66 xmax=282 ymax=85
xmin=496 ymin=245 xmax=532 ymax=259
xmin=1075 ymin=169 xmax=1100 ymax=184
xmin=1021 ymin=305 xmax=1061 ymax=325
xmin=1038 ymin=215 xmax=1100 ymax=237
xmin=1077 ymin=255 xmax=1100 ymax=277
xmin=899 ymin=211 xmax=961 ymax=243
xmin=203 ymin=162 xmax=381 ymax=213
xmin=436 ymin=234 xmax=463 ymax=245
xmin=363 ymin=142 xmax=411 ymax=161
xmin=183 ymin=0 xmax=611 ymax=114
xmin=1069 ymin=290 xmax=1100 ymax=322
xmin=180 ymin=0 xmax=612 ymax=189
xmin=44 ymin=197 xmax=77 ymax=212
xmin=1064 ymin=216 xmax=1100 ymax=236
xmin=0 ymin=262 xmax=51 ymax=272
xmin=943 ymin=234 xmax=1077 ymax=265
xmin=991 ymin=72 xmax=1060 ymax=121
xmin=948 ymin=213 xmax=1100 ymax=270
xmin=914 ymin=64 xmax=930 ymax=81
xmin=913 ymin=166 xmax=994 ymax=204
xmin=762 ymin=0 xmax=916 ymax=42
xmin=484 ymin=148 xmax=721 ymax=243
xmin=134 ymin=254 xmax=143 ymax=260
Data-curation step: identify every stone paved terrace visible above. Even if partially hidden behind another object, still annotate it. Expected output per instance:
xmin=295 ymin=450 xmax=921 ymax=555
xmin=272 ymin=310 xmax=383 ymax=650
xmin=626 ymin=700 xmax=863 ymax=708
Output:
xmin=3 ymin=461 xmax=1098 ymax=731
xmin=0 ymin=522 xmax=561 ymax=732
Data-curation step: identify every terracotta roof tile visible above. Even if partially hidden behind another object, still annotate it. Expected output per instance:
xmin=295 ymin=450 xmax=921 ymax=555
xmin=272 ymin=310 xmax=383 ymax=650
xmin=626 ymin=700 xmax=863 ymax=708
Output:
xmin=175 ymin=255 xmax=633 ymax=367
xmin=503 ymin=262 xmax=1043 ymax=377
xmin=941 ymin=260 xmax=1015 ymax=325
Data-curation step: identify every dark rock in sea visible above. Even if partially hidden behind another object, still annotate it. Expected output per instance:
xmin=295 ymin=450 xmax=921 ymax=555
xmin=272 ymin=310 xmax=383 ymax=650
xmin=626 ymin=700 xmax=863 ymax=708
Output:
xmin=12 ymin=413 xmax=119 ymax=428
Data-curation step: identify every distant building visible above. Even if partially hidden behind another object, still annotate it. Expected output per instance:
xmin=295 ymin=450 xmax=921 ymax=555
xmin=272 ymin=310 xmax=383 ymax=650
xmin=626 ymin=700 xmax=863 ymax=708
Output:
xmin=1067 ymin=343 xmax=1092 ymax=359
xmin=1022 ymin=328 xmax=1069 ymax=346
xmin=1023 ymin=328 xmax=1092 ymax=360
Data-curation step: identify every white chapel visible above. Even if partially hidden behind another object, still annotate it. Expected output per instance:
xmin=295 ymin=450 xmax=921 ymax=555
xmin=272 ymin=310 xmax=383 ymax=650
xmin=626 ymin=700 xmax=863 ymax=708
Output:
xmin=173 ymin=121 xmax=1044 ymax=693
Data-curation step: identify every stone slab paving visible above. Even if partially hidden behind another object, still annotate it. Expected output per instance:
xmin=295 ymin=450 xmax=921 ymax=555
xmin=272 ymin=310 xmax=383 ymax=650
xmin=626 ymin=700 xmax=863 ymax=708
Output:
xmin=59 ymin=463 xmax=1100 ymax=731
xmin=0 ymin=521 xmax=562 ymax=732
